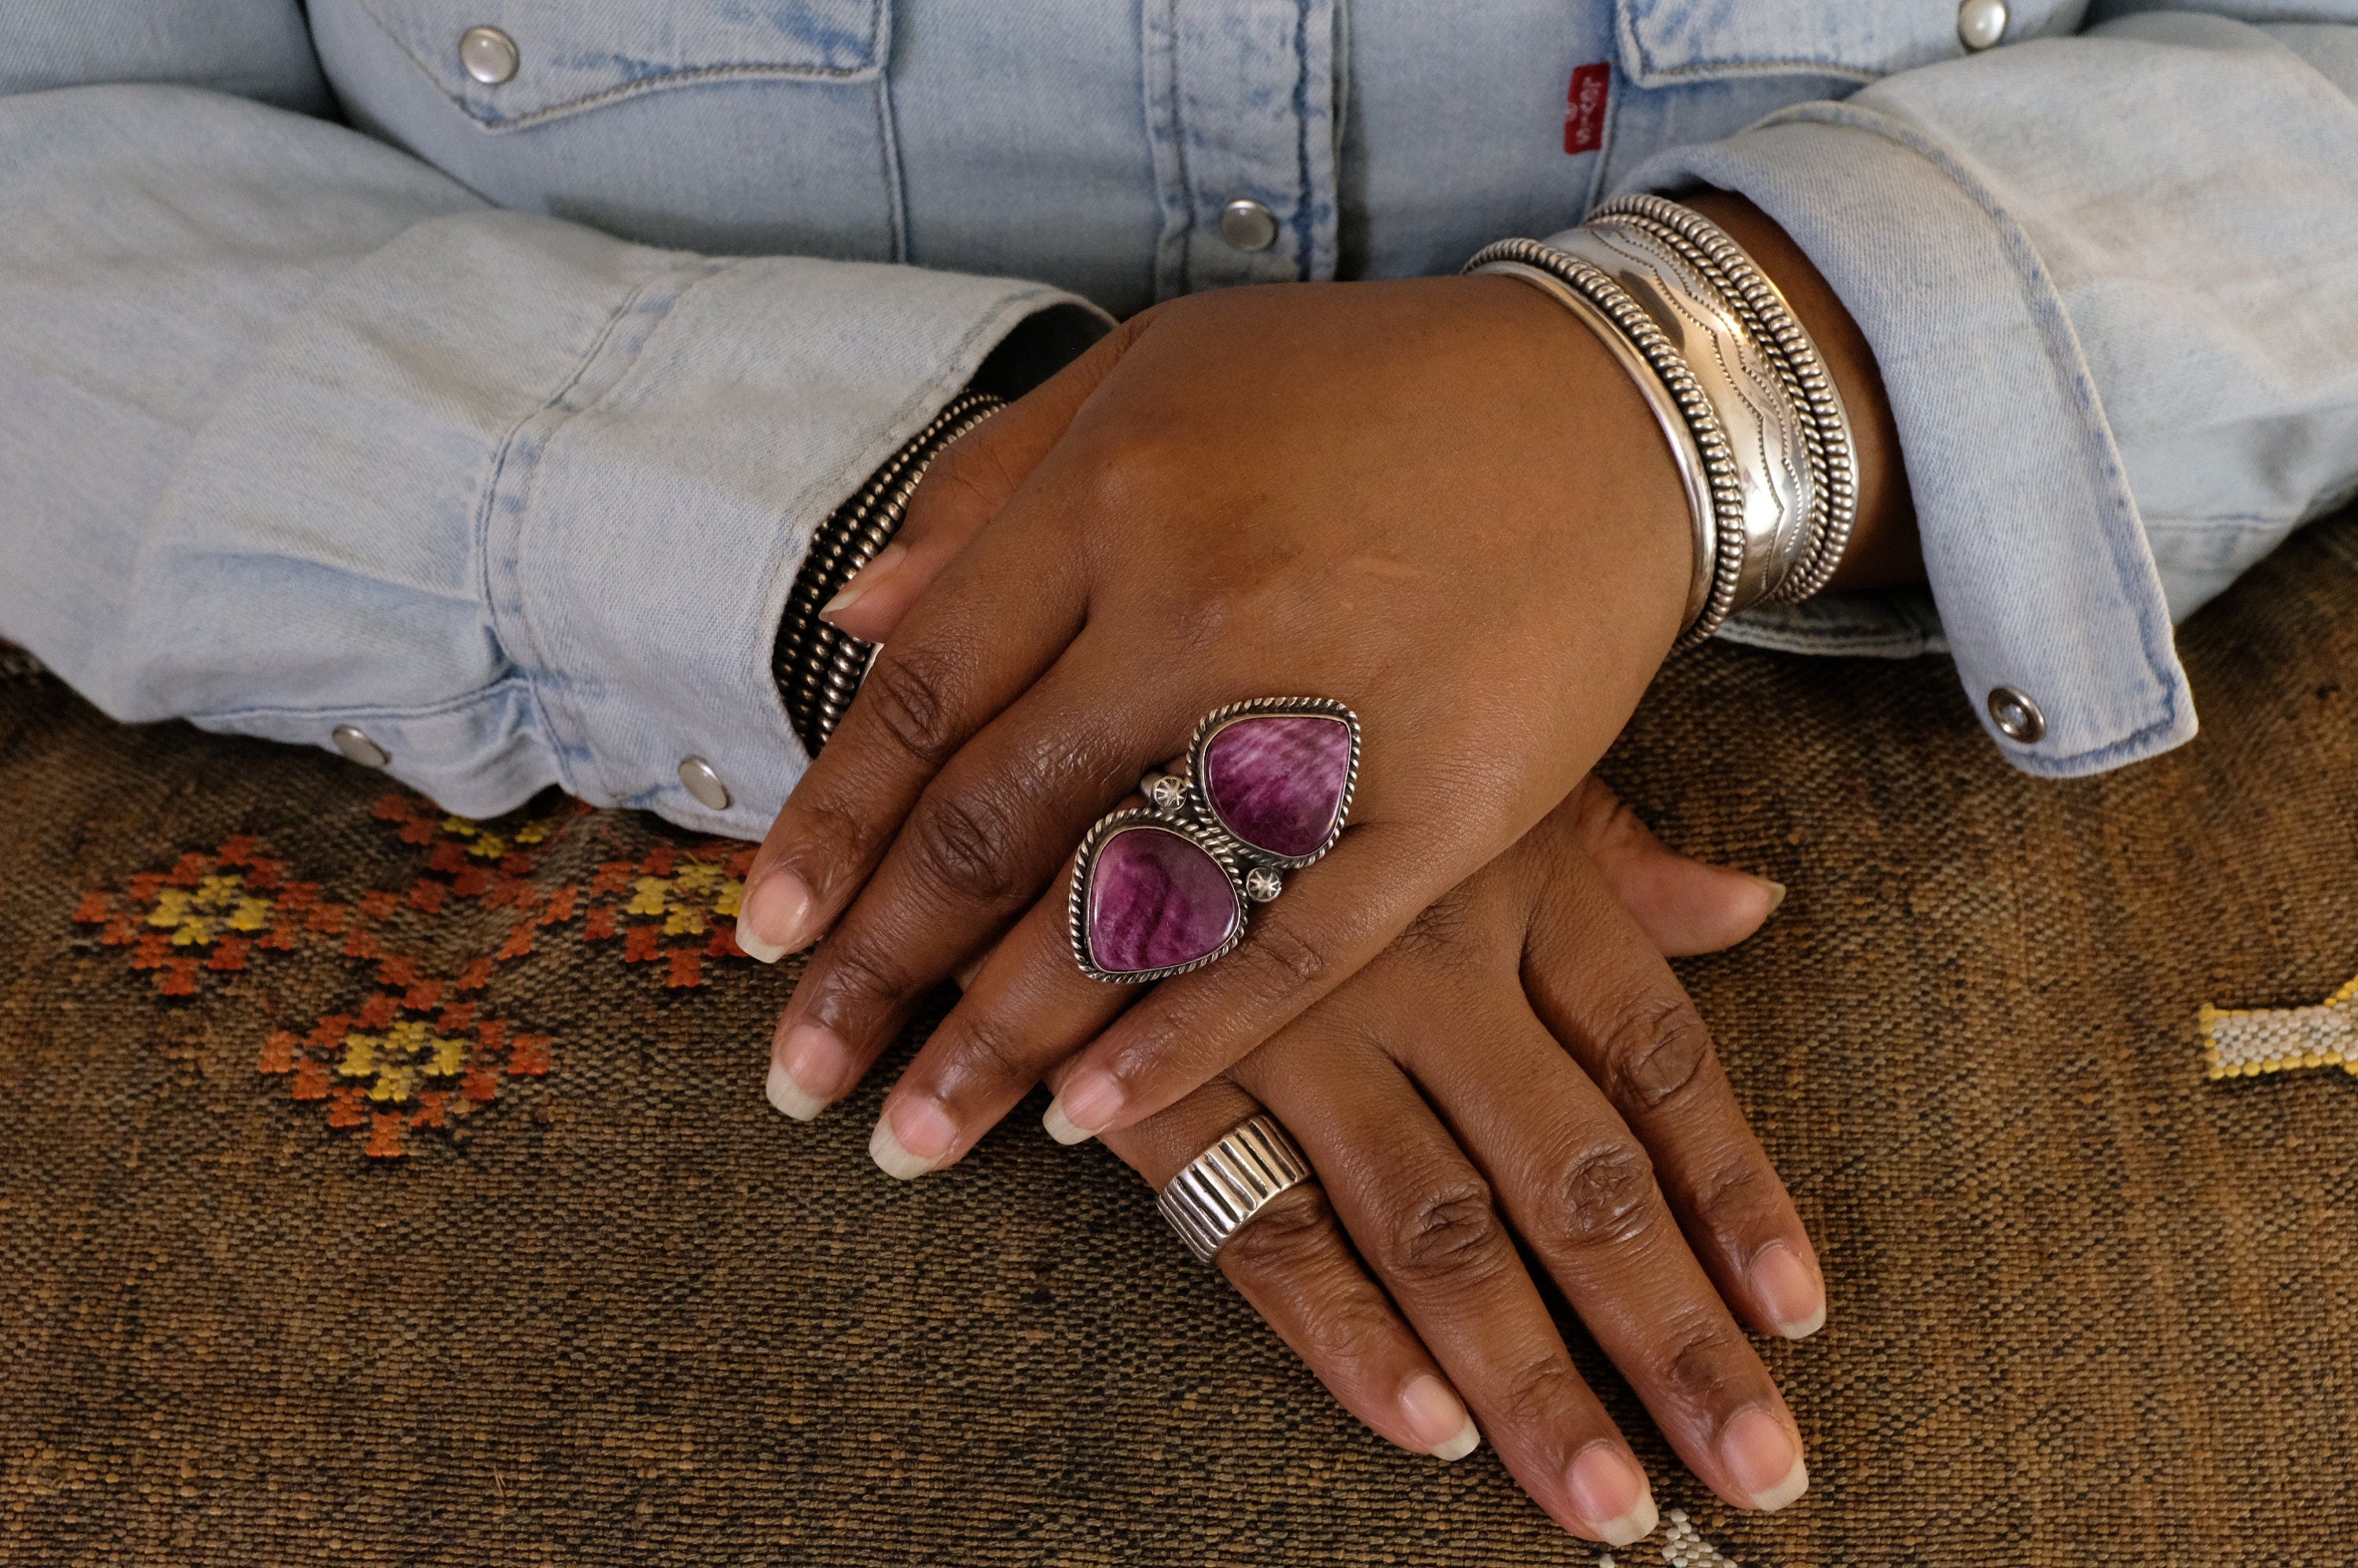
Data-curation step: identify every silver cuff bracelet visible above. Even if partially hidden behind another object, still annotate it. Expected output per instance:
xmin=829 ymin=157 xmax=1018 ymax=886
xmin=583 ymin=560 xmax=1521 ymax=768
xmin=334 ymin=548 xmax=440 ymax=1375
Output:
xmin=1466 ymin=198 xmax=1857 ymax=648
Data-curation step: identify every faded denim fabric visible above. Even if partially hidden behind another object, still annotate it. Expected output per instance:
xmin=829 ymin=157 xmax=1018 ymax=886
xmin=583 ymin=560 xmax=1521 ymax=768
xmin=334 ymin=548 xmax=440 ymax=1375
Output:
xmin=2 ymin=2 xmax=2356 ymax=836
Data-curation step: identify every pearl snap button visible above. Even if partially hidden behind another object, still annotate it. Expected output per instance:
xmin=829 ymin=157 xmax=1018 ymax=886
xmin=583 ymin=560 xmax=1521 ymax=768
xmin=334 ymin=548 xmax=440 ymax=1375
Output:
xmin=332 ymin=725 xmax=391 ymax=768
xmin=1218 ymin=198 xmax=1280 ymax=252
xmin=1986 ymin=686 xmax=2046 ymax=744
xmin=1956 ymin=0 xmax=2008 ymax=51
xmin=460 ymin=25 xmax=520 ymax=85
xmin=678 ymin=755 xmax=732 ymax=812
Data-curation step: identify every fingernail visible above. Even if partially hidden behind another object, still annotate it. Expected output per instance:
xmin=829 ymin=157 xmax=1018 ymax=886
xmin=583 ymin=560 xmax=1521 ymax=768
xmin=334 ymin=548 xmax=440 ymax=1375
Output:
xmin=870 ymin=1094 xmax=957 ymax=1181
xmin=766 ymin=1023 xmax=847 ymax=1121
xmin=822 ymin=542 xmax=906 ymax=620
xmin=1399 ymin=1375 xmax=1479 ymax=1462
xmin=1041 ymin=1069 xmax=1122 ymax=1145
xmin=737 ymin=868 xmax=814 ymax=964
xmin=1756 ymin=877 xmax=1787 ymax=915
xmin=765 ymin=1057 xmax=827 ymax=1121
xmin=1720 ymin=1408 xmax=1809 ymax=1511
xmin=1750 ymin=1240 xmax=1825 ymax=1338
xmin=1566 ymin=1443 xmax=1656 ymax=1546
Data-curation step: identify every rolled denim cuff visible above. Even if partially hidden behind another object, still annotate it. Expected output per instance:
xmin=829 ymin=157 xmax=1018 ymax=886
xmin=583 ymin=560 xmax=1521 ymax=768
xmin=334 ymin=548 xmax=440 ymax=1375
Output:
xmin=1604 ymin=106 xmax=2196 ymax=777
xmin=491 ymin=257 xmax=1100 ymax=836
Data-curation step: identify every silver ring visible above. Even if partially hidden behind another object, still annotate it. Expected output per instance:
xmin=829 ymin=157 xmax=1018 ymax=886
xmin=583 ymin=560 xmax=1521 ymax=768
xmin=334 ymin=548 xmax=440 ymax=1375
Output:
xmin=1067 ymin=696 xmax=1361 ymax=984
xmin=1157 ymin=1114 xmax=1315 ymax=1265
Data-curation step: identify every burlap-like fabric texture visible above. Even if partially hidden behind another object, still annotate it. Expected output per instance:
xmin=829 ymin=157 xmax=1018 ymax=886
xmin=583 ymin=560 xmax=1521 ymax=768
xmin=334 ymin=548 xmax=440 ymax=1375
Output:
xmin=4 ymin=518 xmax=2355 ymax=1566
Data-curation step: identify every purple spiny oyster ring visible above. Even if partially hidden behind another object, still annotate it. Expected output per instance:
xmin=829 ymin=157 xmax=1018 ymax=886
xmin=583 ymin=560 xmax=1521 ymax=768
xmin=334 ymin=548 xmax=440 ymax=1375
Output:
xmin=1069 ymin=698 xmax=1361 ymax=984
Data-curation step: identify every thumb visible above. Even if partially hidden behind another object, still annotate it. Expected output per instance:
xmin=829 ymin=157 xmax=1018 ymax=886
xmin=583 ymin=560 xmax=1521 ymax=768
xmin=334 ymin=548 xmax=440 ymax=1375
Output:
xmin=820 ymin=314 xmax=1146 ymax=644
xmin=1564 ymin=776 xmax=1785 ymax=957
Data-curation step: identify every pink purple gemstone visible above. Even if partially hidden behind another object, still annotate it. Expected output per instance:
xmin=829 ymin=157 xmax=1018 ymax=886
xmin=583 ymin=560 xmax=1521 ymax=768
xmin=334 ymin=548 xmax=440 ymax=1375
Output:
xmin=1084 ymin=825 xmax=1242 ymax=974
xmin=1202 ymin=714 xmax=1352 ymax=858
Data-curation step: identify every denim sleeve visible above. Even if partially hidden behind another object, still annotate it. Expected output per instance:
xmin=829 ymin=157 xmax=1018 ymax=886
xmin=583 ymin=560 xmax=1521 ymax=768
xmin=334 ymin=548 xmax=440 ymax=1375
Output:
xmin=0 ymin=80 xmax=1100 ymax=835
xmin=1592 ymin=11 xmax=2358 ymax=777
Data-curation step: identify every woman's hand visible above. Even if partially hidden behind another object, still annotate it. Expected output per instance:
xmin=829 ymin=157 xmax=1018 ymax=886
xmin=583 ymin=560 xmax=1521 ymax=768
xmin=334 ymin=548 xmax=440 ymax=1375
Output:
xmin=745 ymin=270 xmax=1706 ymax=1151
xmin=1067 ymin=792 xmax=1820 ymax=1544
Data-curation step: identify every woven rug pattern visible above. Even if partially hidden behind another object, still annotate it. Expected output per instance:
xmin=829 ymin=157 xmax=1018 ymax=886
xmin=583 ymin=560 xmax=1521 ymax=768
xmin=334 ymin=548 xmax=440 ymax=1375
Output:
xmin=3 ymin=519 xmax=2356 ymax=1564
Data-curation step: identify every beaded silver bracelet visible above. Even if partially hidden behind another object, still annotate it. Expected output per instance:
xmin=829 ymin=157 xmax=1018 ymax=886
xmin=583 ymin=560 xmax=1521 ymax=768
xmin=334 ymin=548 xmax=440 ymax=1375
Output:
xmin=1466 ymin=200 xmax=1857 ymax=648
xmin=774 ymin=391 xmax=1006 ymax=755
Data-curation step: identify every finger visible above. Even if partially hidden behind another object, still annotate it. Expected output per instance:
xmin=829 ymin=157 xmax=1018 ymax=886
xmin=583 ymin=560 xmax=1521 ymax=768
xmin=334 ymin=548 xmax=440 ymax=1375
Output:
xmin=1041 ymin=820 xmax=1454 ymax=1144
xmin=1093 ymin=1076 xmax=1482 ymax=1464
xmin=1384 ymin=976 xmax=1809 ymax=1515
xmin=1230 ymin=1038 xmax=1661 ymax=1546
xmin=1566 ymin=776 xmax=1783 ymax=957
xmin=821 ymin=320 xmax=1142 ymax=644
xmin=786 ymin=867 xmax=1123 ymax=1169
xmin=1522 ymin=838 xmax=1827 ymax=1348
xmin=736 ymin=323 xmax=1145 ymax=966
xmin=768 ymin=648 xmax=1201 ymax=1123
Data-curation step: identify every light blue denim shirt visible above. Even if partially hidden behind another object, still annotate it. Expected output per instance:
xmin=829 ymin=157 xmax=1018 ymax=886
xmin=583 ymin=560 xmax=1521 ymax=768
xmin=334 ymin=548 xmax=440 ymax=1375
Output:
xmin=4 ymin=2 xmax=2356 ymax=837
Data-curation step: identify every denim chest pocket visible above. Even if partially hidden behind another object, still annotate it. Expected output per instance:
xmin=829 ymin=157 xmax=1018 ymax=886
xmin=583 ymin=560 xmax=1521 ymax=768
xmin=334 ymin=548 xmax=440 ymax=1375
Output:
xmin=1612 ymin=0 xmax=2083 ymax=85
xmin=316 ymin=0 xmax=902 ymax=258
xmin=354 ymin=0 xmax=887 ymax=127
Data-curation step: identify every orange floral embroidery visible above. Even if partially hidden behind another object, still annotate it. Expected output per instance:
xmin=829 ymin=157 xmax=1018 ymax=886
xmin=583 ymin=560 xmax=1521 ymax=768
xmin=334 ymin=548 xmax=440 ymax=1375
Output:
xmin=74 ymin=791 xmax=759 ymax=1159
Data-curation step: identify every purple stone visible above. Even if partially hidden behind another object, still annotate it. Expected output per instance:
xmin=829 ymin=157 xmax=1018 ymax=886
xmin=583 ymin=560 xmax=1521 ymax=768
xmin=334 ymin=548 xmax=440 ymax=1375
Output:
xmin=1085 ymin=825 xmax=1243 ymax=974
xmin=1202 ymin=714 xmax=1352 ymax=858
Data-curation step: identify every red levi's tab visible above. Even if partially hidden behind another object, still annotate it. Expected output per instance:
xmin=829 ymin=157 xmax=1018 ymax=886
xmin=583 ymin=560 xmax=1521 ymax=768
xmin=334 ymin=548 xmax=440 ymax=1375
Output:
xmin=1565 ymin=61 xmax=1611 ymax=156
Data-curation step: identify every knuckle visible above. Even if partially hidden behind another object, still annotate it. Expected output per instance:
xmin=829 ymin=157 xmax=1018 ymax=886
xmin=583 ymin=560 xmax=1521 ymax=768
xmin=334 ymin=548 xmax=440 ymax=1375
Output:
xmin=1221 ymin=1192 xmax=1402 ymax=1368
xmin=1231 ymin=906 xmax=1335 ymax=1001
xmin=1692 ymin=1157 xmax=1783 ymax=1246
xmin=938 ymin=1002 xmax=1040 ymax=1089
xmin=784 ymin=794 xmax=886 ymax=880
xmin=860 ymin=644 xmax=965 ymax=769
xmin=1535 ymin=1139 xmax=1662 ymax=1255
xmin=906 ymin=786 xmax=1025 ymax=905
xmin=1218 ymin=1185 xmax=1338 ymax=1280
xmin=1600 ymin=992 xmax=1718 ymax=1115
xmin=1378 ymin=1170 xmax=1511 ymax=1286
xmin=1496 ymin=1355 xmax=1589 ymax=1433
xmin=1390 ymin=892 xmax=1474 ymax=960
xmin=808 ymin=931 xmax=909 ymax=1012
xmin=1657 ymin=1311 xmax=1754 ymax=1410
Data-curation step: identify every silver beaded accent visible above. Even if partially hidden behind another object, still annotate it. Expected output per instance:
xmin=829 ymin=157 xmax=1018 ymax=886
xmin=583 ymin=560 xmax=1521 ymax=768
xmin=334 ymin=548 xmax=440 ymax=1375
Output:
xmin=1156 ymin=1114 xmax=1314 ymax=1265
xmin=1243 ymin=867 xmax=1284 ymax=902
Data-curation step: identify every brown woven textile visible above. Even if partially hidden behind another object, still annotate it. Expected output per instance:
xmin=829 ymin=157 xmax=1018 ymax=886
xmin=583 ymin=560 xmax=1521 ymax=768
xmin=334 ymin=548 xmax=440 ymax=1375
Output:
xmin=4 ymin=520 xmax=2355 ymax=1567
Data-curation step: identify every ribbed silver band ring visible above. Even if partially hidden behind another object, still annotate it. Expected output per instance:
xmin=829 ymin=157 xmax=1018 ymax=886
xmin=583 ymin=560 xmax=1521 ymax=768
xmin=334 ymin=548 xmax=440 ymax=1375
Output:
xmin=1156 ymin=1114 xmax=1315 ymax=1265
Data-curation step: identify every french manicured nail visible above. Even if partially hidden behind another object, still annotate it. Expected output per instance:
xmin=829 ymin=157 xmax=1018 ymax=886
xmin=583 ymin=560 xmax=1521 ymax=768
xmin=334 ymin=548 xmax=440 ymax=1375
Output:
xmin=1757 ymin=877 xmax=1787 ymax=915
xmin=1566 ymin=1443 xmax=1657 ymax=1546
xmin=1720 ymin=1408 xmax=1809 ymax=1511
xmin=1750 ymin=1240 xmax=1825 ymax=1338
xmin=765 ymin=1057 xmax=827 ymax=1121
xmin=766 ymin=1023 xmax=847 ymax=1121
xmin=869 ymin=1094 xmax=957 ymax=1181
xmin=1399 ymin=1375 xmax=1479 ymax=1462
xmin=1041 ymin=1069 xmax=1122 ymax=1145
xmin=737 ymin=867 xmax=814 ymax=963
xmin=822 ymin=542 xmax=906 ymax=620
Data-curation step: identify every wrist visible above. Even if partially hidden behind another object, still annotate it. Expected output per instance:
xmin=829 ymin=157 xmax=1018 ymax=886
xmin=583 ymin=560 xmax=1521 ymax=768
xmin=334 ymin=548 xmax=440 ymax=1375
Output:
xmin=1467 ymin=272 xmax=1699 ymax=659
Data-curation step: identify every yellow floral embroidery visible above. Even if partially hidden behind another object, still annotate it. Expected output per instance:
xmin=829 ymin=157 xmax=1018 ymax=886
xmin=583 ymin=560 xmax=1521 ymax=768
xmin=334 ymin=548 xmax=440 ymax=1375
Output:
xmin=339 ymin=1035 xmax=380 ymax=1077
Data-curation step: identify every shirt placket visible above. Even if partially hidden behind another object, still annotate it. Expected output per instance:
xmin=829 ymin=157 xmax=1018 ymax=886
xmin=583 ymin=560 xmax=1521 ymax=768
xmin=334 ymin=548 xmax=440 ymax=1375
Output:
xmin=1142 ymin=0 xmax=1339 ymax=299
